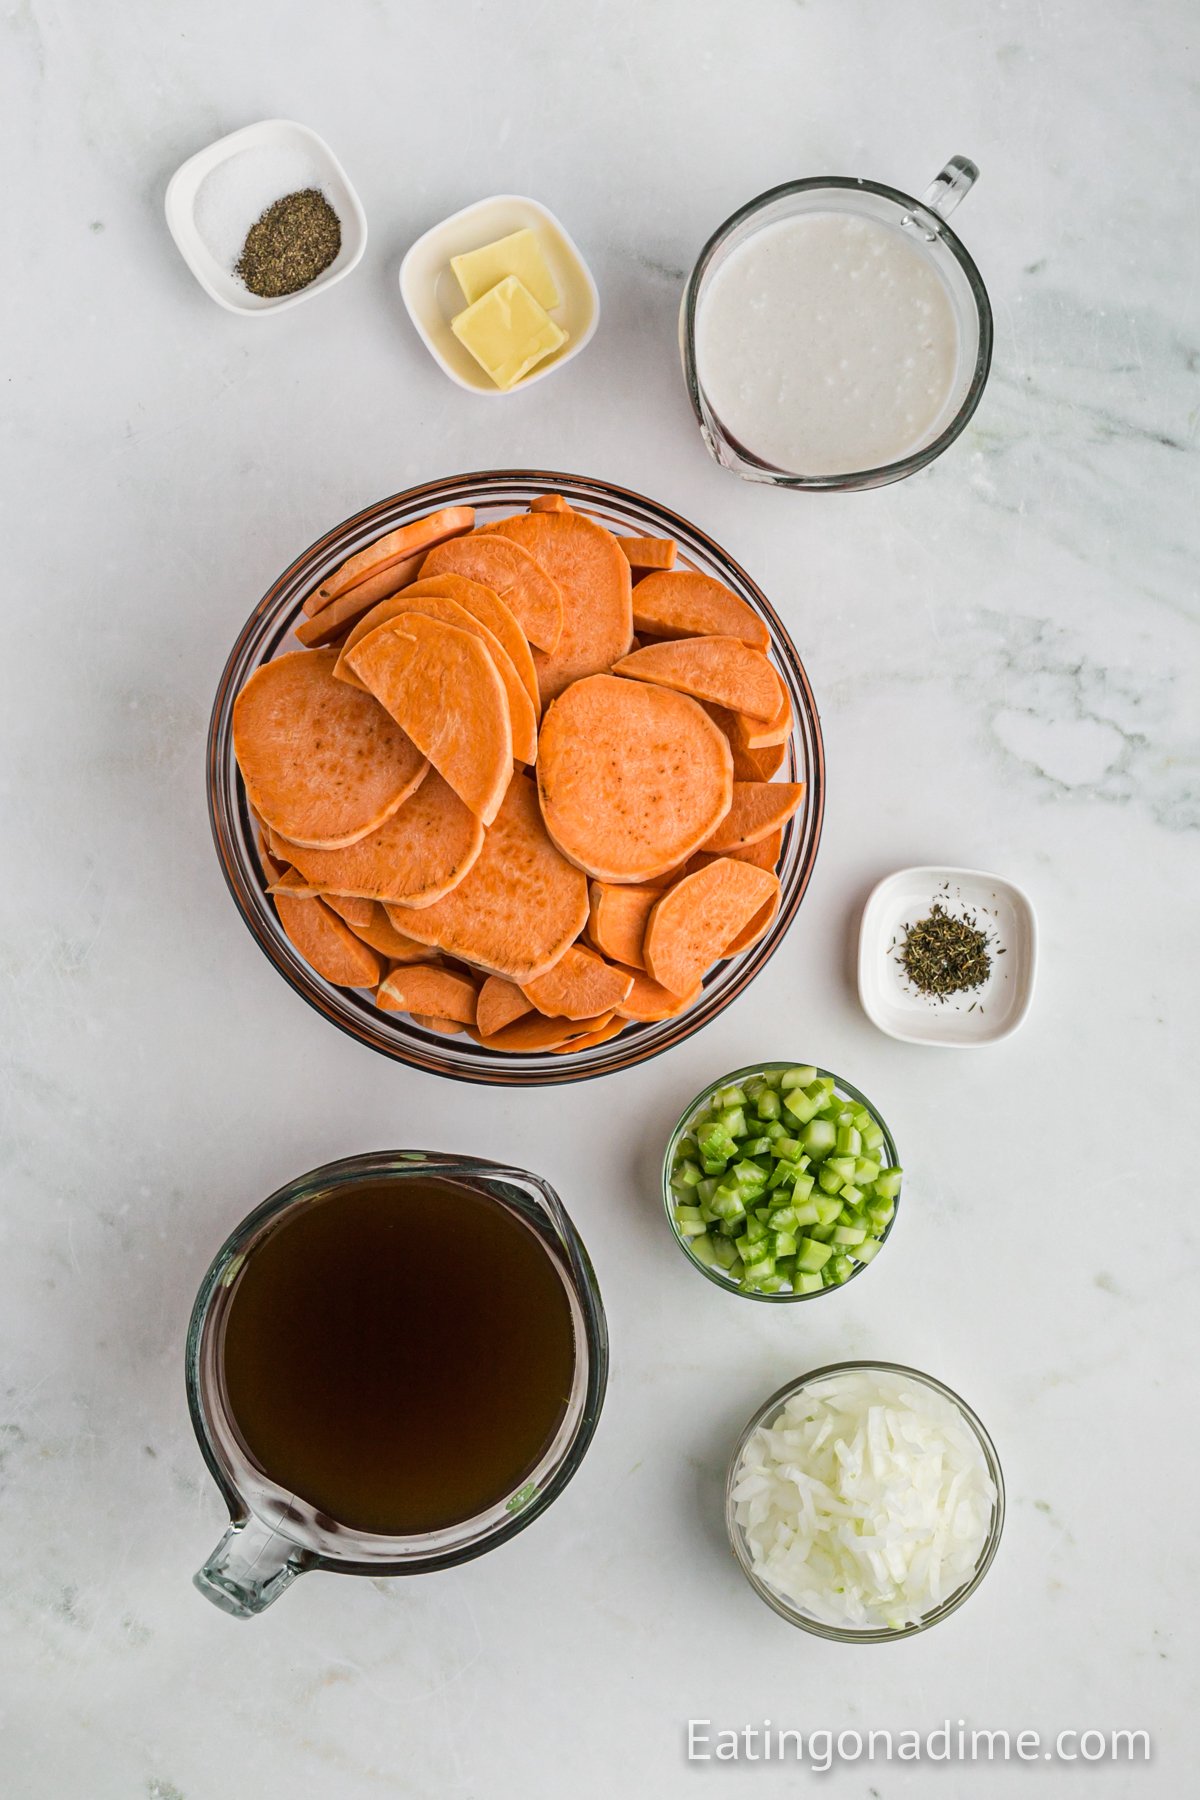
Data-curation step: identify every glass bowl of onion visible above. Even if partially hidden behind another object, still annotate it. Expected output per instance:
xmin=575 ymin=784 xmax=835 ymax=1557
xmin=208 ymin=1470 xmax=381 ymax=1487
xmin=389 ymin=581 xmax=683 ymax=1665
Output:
xmin=725 ymin=1362 xmax=1005 ymax=1641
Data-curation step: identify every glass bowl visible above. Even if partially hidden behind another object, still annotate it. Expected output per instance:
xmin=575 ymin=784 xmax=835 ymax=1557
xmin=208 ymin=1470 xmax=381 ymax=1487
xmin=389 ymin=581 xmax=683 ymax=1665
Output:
xmin=661 ymin=1062 xmax=900 ymax=1301
xmin=207 ymin=471 xmax=825 ymax=1086
xmin=725 ymin=1362 xmax=1005 ymax=1641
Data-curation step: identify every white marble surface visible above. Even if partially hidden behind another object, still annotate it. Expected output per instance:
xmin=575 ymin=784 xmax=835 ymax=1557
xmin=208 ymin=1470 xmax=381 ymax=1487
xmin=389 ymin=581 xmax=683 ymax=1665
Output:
xmin=2 ymin=1 xmax=1197 ymax=1794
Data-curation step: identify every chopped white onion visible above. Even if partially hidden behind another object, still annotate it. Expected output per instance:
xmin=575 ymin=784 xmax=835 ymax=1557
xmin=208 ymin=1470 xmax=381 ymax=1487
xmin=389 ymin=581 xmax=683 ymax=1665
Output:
xmin=733 ymin=1370 xmax=996 ymax=1630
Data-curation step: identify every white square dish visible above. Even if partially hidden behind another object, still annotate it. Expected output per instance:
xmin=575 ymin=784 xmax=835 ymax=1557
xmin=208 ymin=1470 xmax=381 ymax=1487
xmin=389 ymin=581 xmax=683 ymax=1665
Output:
xmin=858 ymin=866 xmax=1037 ymax=1048
xmin=399 ymin=195 xmax=599 ymax=394
xmin=164 ymin=119 xmax=367 ymax=315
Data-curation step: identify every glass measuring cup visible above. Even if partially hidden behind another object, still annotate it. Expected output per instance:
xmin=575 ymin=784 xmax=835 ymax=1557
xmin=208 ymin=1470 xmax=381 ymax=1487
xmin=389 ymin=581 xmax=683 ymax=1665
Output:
xmin=680 ymin=157 xmax=992 ymax=490
xmin=186 ymin=1150 xmax=608 ymax=1617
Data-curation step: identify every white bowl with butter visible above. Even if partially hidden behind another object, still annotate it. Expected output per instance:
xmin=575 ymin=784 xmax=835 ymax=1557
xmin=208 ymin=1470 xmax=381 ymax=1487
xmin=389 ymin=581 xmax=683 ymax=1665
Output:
xmin=399 ymin=195 xmax=599 ymax=394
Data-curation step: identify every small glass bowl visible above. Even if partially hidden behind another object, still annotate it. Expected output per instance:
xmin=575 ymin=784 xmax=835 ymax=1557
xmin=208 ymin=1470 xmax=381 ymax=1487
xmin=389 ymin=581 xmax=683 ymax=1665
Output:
xmin=207 ymin=472 xmax=825 ymax=1086
xmin=661 ymin=1062 xmax=900 ymax=1302
xmin=726 ymin=1362 xmax=1005 ymax=1641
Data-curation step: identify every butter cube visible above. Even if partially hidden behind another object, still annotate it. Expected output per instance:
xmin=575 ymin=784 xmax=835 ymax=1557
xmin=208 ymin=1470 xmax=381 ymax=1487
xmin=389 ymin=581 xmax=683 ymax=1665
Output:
xmin=451 ymin=229 xmax=560 ymax=311
xmin=451 ymin=276 xmax=568 ymax=390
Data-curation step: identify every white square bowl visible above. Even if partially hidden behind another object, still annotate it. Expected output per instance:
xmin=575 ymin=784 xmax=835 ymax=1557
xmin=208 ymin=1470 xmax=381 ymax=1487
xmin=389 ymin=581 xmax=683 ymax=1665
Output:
xmin=399 ymin=194 xmax=599 ymax=394
xmin=858 ymin=866 xmax=1037 ymax=1048
xmin=164 ymin=119 xmax=367 ymax=315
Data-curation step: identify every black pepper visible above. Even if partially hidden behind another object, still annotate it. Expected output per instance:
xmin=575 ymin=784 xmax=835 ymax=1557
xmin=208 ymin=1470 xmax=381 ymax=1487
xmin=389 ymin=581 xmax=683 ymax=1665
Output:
xmin=236 ymin=189 xmax=342 ymax=298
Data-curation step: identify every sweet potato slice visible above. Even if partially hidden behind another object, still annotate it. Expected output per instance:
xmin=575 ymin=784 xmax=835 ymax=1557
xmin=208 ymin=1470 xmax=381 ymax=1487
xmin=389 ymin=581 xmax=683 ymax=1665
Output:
xmin=521 ymin=946 xmax=634 ymax=1020
xmin=586 ymin=881 xmax=662 ymax=971
xmin=612 ymin=636 xmax=783 ymax=722
xmin=321 ymin=892 xmax=375 ymax=929
xmin=485 ymin=511 xmax=633 ymax=704
xmin=402 ymin=575 xmax=540 ymax=716
xmin=553 ymin=1016 xmax=627 ymax=1052
xmin=476 ymin=975 xmax=533 ymax=1038
xmin=615 ymin=971 xmax=701 ymax=1022
xmin=412 ymin=1014 xmax=465 ymax=1036
xmin=383 ymin=774 xmax=588 ymax=982
xmin=421 ymin=535 xmax=563 ymax=654
xmin=724 ymin=889 xmax=781 ymax=955
xmin=619 ymin=536 xmax=676 ymax=571
xmin=731 ymin=688 xmax=793 ymax=749
xmin=686 ymin=827 xmax=784 ymax=878
xmin=643 ymin=859 xmax=780 ymax=995
xmin=345 ymin=615 xmax=512 ymax=826
xmin=233 ymin=650 xmax=429 ymax=850
xmin=700 ymin=782 xmax=805 ymax=853
xmin=529 ymin=494 xmax=571 ymax=512
xmin=306 ymin=506 xmax=475 ymax=612
xmin=701 ymin=704 xmax=789 ymax=781
xmin=471 ymin=1009 xmax=614 ymax=1053
xmin=341 ymin=902 xmax=431 ymax=962
xmin=376 ymin=964 xmax=479 ymax=1024
xmin=273 ymin=891 xmax=384 ymax=988
xmin=295 ymin=552 xmax=427 ymax=644
xmin=344 ymin=594 xmax=537 ymax=764
xmin=537 ymin=674 xmax=732 ymax=883
xmin=271 ymin=770 xmax=484 ymax=907
xmin=630 ymin=570 xmax=769 ymax=651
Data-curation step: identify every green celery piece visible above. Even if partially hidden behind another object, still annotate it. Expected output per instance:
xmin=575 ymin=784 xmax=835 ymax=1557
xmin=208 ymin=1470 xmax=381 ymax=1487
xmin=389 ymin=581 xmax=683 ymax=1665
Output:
xmin=775 ymin=1255 xmax=796 ymax=1280
xmin=726 ymin=1254 xmax=745 ymax=1279
xmin=688 ymin=1232 xmax=720 ymax=1267
xmin=791 ymin=1198 xmax=821 ymax=1228
xmin=730 ymin=1160 xmax=767 ymax=1198
xmin=832 ymin=1223 xmax=867 ymax=1245
xmin=741 ymin=1135 xmax=772 ymax=1156
xmin=817 ymin=1165 xmax=843 ymax=1195
xmin=791 ymin=1172 xmax=815 ymax=1201
xmin=743 ymin=1215 xmax=768 ymax=1245
xmin=814 ymin=1196 xmax=842 ymax=1225
xmin=861 ymin=1122 xmax=885 ymax=1153
xmin=851 ymin=1105 xmax=872 ymax=1130
xmin=696 ymin=1176 xmax=720 ymax=1204
xmin=742 ymin=1252 xmax=776 ymax=1282
xmin=853 ymin=1237 xmax=882 ymax=1263
xmin=766 ymin=1205 xmax=798 ymax=1231
xmin=867 ymin=1199 xmax=895 ymax=1228
xmin=711 ymin=1235 xmax=740 ymax=1270
xmin=801 ymin=1118 xmax=838 ymax=1159
xmin=696 ymin=1119 xmax=736 ymax=1162
xmin=809 ymin=1223 xmax=836 ymax=1243
xmin=838 ymin=1183 xmax=863 ymax=1207
xmin=764 ymin=1121 xmax=788 ymax=1142
xmin=753 ymin=1273 xmax=787 ymax=1294
xmin=825 ymin=1155 xmax=857 ymax=1184
xmin=718 ymin=1217 xmax=742 ymax=1237
xmin=782 ymin=1090 xmax=818 ymax=1125
xmin=854 ymin=1156 xmax=880 ymax=1185
xmin=755 ymin=1088 xmax=782 ymax=1121
xmin=673 ymin=1157 xmax=703 ymax=1187
xmin=795 ymin=1270 xmax=824 ymax=1294
xmin=698 ymin=1202 xmax=718 ymax=1224
xmin=774 ymin=1230 xmax=798 ymax=1257
xmin=743 ymin=1077 xmax=768 ymax=1101
xmin=701 ymin=1159 xmax=728 ymax=1177
xmin=767 ymin=1158 xmax=802 ymax=1191
xmin=795 ymin=1237 xmax=834 ymax=1272
xmin=716 ymin=1105 xmax=747 ymax=1138
xmin=828 ymin=1253 xmax=855 ymax=1284
xmin=836 ymin=1125 xmax=862 ymax=1157
xmin=875 ymin=1168 xmax=903 ymax=1198
xmin=780 ymin=1066 xmax=818 ymax=1090
xmin=713 ymin=1085 xmax=747 ymax=1110
xmin=772 ymin=1135 xmax=803 ymax=1160
xmin=676 ymin=1134 xmax=699 ymax=1159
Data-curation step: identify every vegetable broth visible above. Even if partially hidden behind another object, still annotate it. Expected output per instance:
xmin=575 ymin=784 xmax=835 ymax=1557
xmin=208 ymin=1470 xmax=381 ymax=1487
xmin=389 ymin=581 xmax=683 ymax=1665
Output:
xmin=221 ymin=1176 xmax=576 ymax=1535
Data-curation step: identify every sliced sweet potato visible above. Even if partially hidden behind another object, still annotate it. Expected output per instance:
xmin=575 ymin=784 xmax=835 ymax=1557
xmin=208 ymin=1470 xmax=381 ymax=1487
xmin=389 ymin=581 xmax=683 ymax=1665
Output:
xmin=537 ymin=674 xmax=732 ymax=882
xmin=257 ymin=829 xmax=290 ymax=886
xmin=586 ymin=881 xmax=662 ymax=971
xmin=472 ymin=1009 xmax=614 ymax=1053
xmin=731 ymin=688 xmax=793 ymax=750
xmin=321 ymin=892 xmax=375 ymax=929
xmin=295 ymin=552 xmax=428 ymax=646
xmin=619 ymin=536 xmax=676 ymax=571
xmin=615 ymin=970 xmax=702 ymax=1021
xmin=485 ymin=511 xmax=633 ymax=704
xmin=643 ymin=859 xmax=779 ymax=995
xmin=341 ymin=902 xmax=431 ymax=962
xmin=553 ymin=1015 xmax=627 ymax=1052
xmin=700 ymin=704 xmax=789 ymax=781
xmin=346 ymin=615 xmax=512 ymax=826
xmin=307 ymin=506 xmax=475 ymax=612
xmin=344 ymin=594 xmax=537 ymax=764
xmin=521 ymin=946 xmax=634 ymax=1020
xmin=273 ymin=891 xmax=384 ymax=988
xmin=383 ymin=774 xmax=588 ymax=982
xmin=630 ymin=570 xmax=769 ymax=651
xmin=402 ymin=575 xmax=540 ymax=716
xmin=411 ymin=1014 xmax=464 ymax=1035
xmin=612 ymin=636 xmax=783 ymax=722
xmin=529 ymin=494 xmax=571 ymax=512
xmin=700 ymin=782 xmax=805 ymax=853
xmin=724 ymin=889 xmax=781 ymax=955
xmin=271 ymin=770 xmax=484 ymax=907
xmin=476 ymin=975 xmax=533 ymax=1037
xmin=686 ymin=827 xmax=783 ymax=878
xmin=376 ymin=963 xmax=479 ymax=1024
xmin=233 ymin=650 xmax=429 ymax=849
xmin=422 ymin=535 xmax=563 ymax=654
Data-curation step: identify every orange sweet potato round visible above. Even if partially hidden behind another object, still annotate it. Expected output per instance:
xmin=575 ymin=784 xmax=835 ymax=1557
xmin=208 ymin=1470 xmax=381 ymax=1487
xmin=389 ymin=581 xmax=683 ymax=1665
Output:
xmin=611 ymin=636 xmax=783 ymax=722
xmin=520 ymin=945 xmax=634 ymax=1020
xmin=385 ymin=774 xmax=588 ymax=982
xmin=308 ymin=506 xmax=475 ymax=610
xmin=233 ymin=650 xmax=429 ymax=850
xmin=700 ymin=781 xmax=806 ymax=853
xmin=643 ymin=859 xmax=780 ymax=995
xmin=586 ymin=881 xmax=663 ymax=971
xmin=346 ymin=615 xmax=513 ymax=827
xmin=630 ymin=569 xmax=769 ymax=650
xmin=485 ymin=511 xmax=633 ymax=704
xmin=421 ymin=534 xmax=563 ymax=655
xmin=273 ymin=891 xmax=384 ymax=988
xmin=376 ymin=964 xmax=479 ymax=1024
xmin=537 ymin=674 xmax=733 ymax=883
xmin=475 ymin=975 xmax=533 ymax=1037
xmin=615 ymin=970 xmax=702 ymax=1021
xmin=269 ymin=769 xmax=484 ymax=907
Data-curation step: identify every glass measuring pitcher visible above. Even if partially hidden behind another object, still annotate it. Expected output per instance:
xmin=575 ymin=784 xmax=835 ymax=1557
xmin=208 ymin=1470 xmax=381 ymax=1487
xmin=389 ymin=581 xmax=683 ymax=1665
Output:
xmin=186 ymin=1150 xmax=608 ymax=1617
xmin=680 ymin=157 xmax=992 ymax=490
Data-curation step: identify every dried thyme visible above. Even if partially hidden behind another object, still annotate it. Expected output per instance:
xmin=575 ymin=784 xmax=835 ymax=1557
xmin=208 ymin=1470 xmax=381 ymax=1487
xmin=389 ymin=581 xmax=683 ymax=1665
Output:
xmin=236 ymin=189 xmax=341 ymax=298
xmin=896 ymin=902 xmax=992 ymax=1001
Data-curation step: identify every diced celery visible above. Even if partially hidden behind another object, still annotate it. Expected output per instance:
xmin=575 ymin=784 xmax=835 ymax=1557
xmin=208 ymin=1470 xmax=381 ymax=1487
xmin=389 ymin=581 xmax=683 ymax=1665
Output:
xmin=817 ymin=1164 xmax=843 ymax=1195
xmin=676 ymin=1134 xmax=699 ymax=1159
xmin=838 ymin=1183 xmax=863 ymax=1207
xmin=791 ymin=1198 xmax=821 ymax=1228
xmin=867 ymin=1199 xmax=895 ymax=1228
xmin=862 ymin=1122 xmax=885 ymax=1153
xmin=743 ymin=1214 xmax=768 ymax=1244
xmin=795 ymin=1237 xmax=834 ymax=1272
xmin=852 ymin=1237 xmax=882 ymax=1263
xmin=764 ymin=1120 xmax=788 ymax=1142
xmin=780 ymin=1066 xmax=818 ymax=1090
xmin=688 ymin=1232 xmax=720 ymax=1267
xmin=794 ymin=1271 xmax=824 ymax=1294
xmin=814 ymin=1196 xmax=842 ymax=1225
xmin=808 ymin=1222 xmax=836 ymax=1242
xmin=716 ymin=1105 xmax=747 ymax=1137
xmin=766 ymin=1205 xmax=797 ymax=1231
xmin=711 ymin=1235 xmax=740 ymax=1270
xmin=782 ymin=1089 xmax=819 ymax=1125
xmin=825 ymin=1155 xmax=857 ymax=1185
xmin=754 ymin=1088 xmax=781 ymax=1121
xmin=836 ymin=1125 xmax=862 ymax=1157
xmin=854 ymin=1156 xmax=880 ymax=1185
xmin=696 ymin=1176 xmax=720 ymax=1204
xmin=774 ymin=1230 xmax=797 ymax=1257
xmin=674 ymin=1205 xmax=708 ymax=1238
xmin=741 ymin=1135 xmax=772 ymax=1156
xmin=831 ymin=1223 xmax=867 ymax=1245
xmin=673 ymin=1158 xmax=703 ymax=1188
xmin=828 ymin=1253 xmax=855 ymax=1284
xmin=874 ymin=1168 xmax=903 ymax=1198
xmin=713 ymin=1085 xmax=747 ymax=1109
xmin=801 ymin=1119 xmax=838 ymax=1158
xmin=727 ymin=1255 xmax=745 ymax=1280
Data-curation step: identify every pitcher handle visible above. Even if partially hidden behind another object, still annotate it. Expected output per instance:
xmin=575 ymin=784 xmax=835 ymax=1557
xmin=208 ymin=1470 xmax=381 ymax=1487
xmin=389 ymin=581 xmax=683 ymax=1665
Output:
xmin=194 ymin=1514 xmax=307 ymax=1618
xmin=920 ymin=155 xmax=980 ymax=221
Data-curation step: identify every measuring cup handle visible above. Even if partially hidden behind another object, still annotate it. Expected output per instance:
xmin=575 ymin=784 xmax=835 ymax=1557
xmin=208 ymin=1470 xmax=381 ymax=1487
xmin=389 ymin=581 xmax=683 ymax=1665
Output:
xmin=921 ymin=156 xmax=980 ymax=221
xmin=194 ymin=1515 xmax=306 ymax=1618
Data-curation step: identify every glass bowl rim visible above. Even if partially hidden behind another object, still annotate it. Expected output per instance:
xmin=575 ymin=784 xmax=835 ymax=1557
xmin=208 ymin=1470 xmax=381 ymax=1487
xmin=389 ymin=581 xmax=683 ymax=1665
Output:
xmin=681 ymin=175 xmax=994 ymax=490
xmin=206 ymin=469 xmax=825 ymax=1085
xmin=660 ymin=1061 xmax=901 ymax=1303
xmin=724 ymin=1359 xmax=1005 ymax=1641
